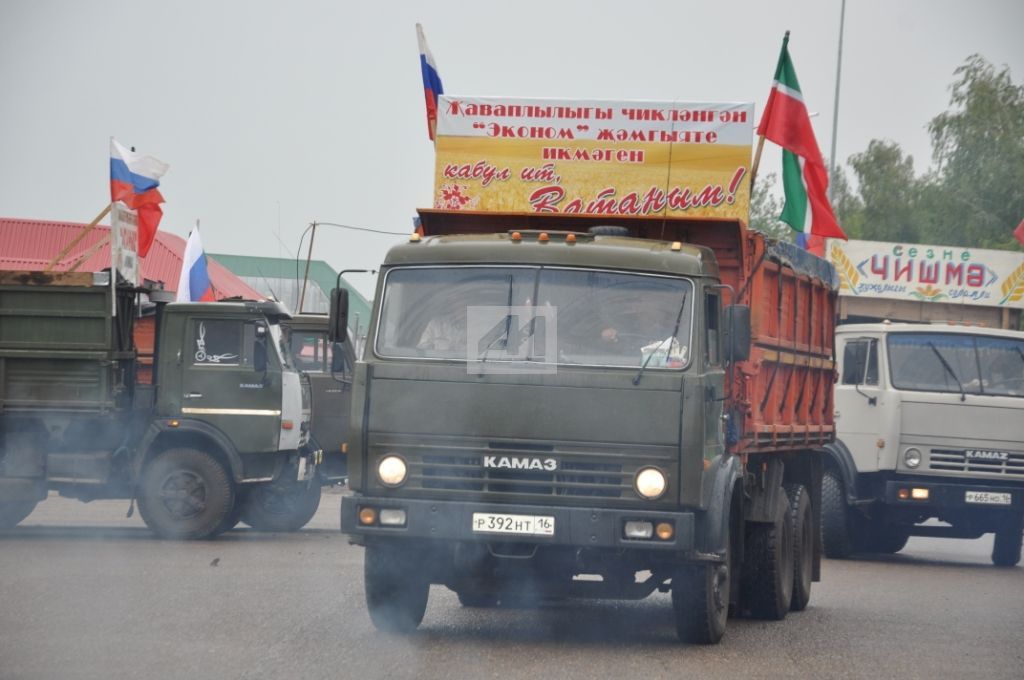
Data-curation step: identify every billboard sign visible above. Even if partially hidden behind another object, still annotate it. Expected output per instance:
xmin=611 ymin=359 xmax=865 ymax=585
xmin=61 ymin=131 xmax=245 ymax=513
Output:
xmin=433 ymin=96 xmax=754 ymax=221
xmin=828 ymin=238 xmax=1024 ymax=309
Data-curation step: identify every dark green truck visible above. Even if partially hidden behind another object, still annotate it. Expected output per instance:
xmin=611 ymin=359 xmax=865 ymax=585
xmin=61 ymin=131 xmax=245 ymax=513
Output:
xmin=0 ymin=270 xmax=317 ymax=539
xmin=335 ymin=212 xmax=838 ymax=643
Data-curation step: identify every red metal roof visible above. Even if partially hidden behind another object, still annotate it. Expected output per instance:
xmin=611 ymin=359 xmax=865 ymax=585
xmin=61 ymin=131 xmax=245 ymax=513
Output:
xmin=0 ymin=217 xmax=263 ymax=300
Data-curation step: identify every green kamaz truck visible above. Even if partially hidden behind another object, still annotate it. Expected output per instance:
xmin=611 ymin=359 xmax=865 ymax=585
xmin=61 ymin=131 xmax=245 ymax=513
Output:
xmin=334 ymin=212 xmax=838 ymax=644
xmin=0 ymin=270 xmax=317 ymax=539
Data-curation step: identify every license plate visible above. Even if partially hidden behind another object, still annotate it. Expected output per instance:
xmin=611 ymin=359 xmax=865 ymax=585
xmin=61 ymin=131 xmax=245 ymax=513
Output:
xmin=472 ymin=512 xmax=555 ymax=536
xmin=965 ymin=490 xmax=1012 ymax=505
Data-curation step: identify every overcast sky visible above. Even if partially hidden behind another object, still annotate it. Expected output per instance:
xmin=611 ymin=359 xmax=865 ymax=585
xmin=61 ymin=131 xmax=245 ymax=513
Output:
xmin=1 ymin=0 xmax=1021 ymax=299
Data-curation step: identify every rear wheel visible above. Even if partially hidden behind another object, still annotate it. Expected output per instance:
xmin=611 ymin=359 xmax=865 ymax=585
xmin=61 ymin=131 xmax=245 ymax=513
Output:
xmin=241 ymin=482 xmax=322 ymax=532
xmin=0 ymin=500 xmax=38 ymax=529
xmin=672 ymin=539 xmax=730 ymax=644
xmin=821 ymin=468 xmax=856 ymax=558
xmin=785 ymin=483 xmax=813 ymax=611
xmin=364 ymin=545 xmax=429 ymax=632
xmin=742 ymin=492 xmax=794 ymax=620
xmin=137 ymin=447 xmax=234 ymax=540
xmin=992 ymin=514 xmax=1023 ymax=567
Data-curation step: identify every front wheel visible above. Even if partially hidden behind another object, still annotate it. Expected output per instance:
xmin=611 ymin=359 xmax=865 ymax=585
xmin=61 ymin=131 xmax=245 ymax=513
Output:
xmin=863 ymin=523 xmax=910 ymax=555
xmin=364 ymin=545 xmax=429 ymax=633
xmin=992 ymin=514 xmax=1023 ymax=568
xmin=241 ymin=482 xmax=322 ymax=532
xmin=672 ymin=545 xmax=731 ymax=644
xmin=137 ymin=447 xmax=234 ymax=540
xmin=821 ymin=468 xmax=856 ymax=558
xmin=0 ymin=500 xmax=38 ymax=529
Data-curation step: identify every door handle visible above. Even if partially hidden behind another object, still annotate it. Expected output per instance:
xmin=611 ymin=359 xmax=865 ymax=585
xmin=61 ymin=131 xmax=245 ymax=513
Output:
xmin=184 ymin=392 xmax=203 ymax=399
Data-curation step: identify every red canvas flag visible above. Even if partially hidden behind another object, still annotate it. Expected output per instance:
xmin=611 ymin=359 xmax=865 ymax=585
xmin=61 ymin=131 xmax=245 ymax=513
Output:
xmin=1014 ymin=219 xmax=1024 ymax=247
xmin=759 ymin=33 xmax=847 ymax=246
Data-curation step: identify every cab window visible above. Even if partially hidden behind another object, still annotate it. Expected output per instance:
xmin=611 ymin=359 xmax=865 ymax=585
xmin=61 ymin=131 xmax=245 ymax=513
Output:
xmin=704 ymin=291 xmax=721 ymax=366
xmin=842 ymin=338 xmax=878 ymax=386
xmin=191 ymin=319 xmax=242 ymax=366
xmin=289 ymin=331 xmax=331 ymax=373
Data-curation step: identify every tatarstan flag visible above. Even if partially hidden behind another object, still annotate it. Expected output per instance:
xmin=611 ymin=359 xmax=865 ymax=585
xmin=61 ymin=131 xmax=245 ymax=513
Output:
xmin=758 ymin=33 xmax=847 ymax=253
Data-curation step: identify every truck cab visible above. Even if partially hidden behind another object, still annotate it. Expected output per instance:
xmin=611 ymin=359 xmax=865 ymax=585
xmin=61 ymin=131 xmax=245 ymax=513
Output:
xmin=0 ymin=273 xmax=317 ymax=539
xmin=826 ymin=322 xmax=1024 ymax=566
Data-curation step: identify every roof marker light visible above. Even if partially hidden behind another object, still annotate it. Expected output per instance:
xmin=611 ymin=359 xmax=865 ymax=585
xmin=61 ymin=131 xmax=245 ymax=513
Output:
xmin=409 ymin=233 xmax=421 ymax=242
xmin=671 ymin=241 xmax=683 ymax=251
xmin=566 ymin=233 xmax=577 ymax=244
xmin=539 ymin=232 xmax=550 ymax=242
xmin=511 ymin=231 xmax=522 ymax=242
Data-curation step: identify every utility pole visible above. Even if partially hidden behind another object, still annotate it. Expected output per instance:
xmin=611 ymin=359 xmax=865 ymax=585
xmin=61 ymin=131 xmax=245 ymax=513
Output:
xmin=829 ymin=0 xmax=847 ymax=201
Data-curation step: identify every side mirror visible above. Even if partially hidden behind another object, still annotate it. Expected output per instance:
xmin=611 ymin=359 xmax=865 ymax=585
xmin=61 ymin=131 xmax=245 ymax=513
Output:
xmin=723 ymin=305 xmax=751 ymax=363
xmin=329 ymin=288 xmax=349 ymax=343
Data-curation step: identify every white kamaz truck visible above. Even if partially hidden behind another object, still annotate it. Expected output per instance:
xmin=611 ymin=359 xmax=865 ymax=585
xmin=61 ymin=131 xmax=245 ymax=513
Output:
xmin=824 ymin=239 xmax=1024 ymax=567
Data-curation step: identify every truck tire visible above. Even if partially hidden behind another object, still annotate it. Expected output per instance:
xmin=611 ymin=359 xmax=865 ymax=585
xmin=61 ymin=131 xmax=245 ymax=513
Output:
xmin=784 ymin=483 xmax=813 ymax=612
xmin=0 ymin=500 xmax=38 ymax=529
xmin=364 ymin=544 xmax=429 ymax=633
xmin=672 ymin=540 xmax=731 ymax=644
xmin=741 ymin=492 xmax=794 ymax=620
xmin=137 ymin=447 xmax=234 ymax=540
xmin=821 ymin=468 xmax=856 ymax=558
xmin=863 ymin=523 xmax=910 ymax=554
xmin=992 ymin=514 xmax=1023 ymax=568
xmin=214 ymin=496 xmax=246 ymax=535
xmin=241 ymin=482 xmax=322 ymax=532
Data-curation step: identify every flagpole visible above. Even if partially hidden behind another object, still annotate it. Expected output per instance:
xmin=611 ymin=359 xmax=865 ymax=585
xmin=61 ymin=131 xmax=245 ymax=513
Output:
xmin=749 ymin=134 xmax=768 ymax=193
xmin=828 ymin=0 xmax=847 ymax=200
xmin=44 ymin=204 xmax=112 ymax=272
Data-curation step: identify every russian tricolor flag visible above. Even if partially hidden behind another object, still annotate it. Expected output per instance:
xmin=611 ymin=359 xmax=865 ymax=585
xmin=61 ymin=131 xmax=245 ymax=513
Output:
xmin=110 ymin=138 xmax=169 ymax=257
xmin=176 ymin=228 xmax=215 ymax=302
xmin=416 ymin=23 xmax=444 ymax=141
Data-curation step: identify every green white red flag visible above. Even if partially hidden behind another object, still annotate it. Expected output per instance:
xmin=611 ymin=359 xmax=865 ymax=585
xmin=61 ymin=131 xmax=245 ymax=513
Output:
xmin=758 ymin=33 xmax=847 ymax=252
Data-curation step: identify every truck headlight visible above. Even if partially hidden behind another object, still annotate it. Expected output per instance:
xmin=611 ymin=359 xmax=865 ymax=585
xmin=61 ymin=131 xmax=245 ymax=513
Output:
xmin=634 ymin=467 xmax=667 ymax=499
xmin=904 ymin=447 xmax=922 ymax=469
xmin=377 ymin=455 xmax=408 ymax=487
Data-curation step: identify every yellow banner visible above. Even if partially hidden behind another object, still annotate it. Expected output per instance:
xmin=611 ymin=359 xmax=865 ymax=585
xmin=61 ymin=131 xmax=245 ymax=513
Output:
xmin=433 ymin=97 xmax=753 ymax=221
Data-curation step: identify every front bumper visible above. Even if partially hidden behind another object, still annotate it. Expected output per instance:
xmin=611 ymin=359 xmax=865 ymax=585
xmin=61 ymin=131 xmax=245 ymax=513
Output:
xmin=341 ymin=495 xmax=696 ymax=552
xmin=884 ymin=478 xmax=1024 ymax=512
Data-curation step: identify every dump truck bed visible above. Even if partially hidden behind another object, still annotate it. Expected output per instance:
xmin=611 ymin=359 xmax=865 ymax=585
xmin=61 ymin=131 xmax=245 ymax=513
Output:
xmin=0 ymin=271 xmax=134 ymax=414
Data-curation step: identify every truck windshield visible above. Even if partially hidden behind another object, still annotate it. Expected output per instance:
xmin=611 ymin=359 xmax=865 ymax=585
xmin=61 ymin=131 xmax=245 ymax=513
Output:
xmin=888 ymin=332 xmax=1024 ymax=398
xmin=376 ymin=266 xmax=693 ymax=369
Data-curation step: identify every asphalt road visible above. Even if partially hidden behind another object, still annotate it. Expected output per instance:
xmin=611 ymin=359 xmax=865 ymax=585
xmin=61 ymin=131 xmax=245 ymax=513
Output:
xmin=1 ymin=491 xmax=1021 ymax=680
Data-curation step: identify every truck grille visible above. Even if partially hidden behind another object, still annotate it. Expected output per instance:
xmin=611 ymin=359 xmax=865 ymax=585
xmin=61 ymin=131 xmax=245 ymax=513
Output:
xmin=929 ymin=449 xmax=1024 ymax=477
xmin=420 ymin=454 xmax=625 ymax=498
xmin=369 ymin=435 xmax=676 ymax=504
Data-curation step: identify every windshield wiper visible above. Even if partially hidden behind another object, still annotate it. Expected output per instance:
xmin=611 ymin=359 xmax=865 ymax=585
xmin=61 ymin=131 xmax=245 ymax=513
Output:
xmin=476 ymin=275 xmax=515 ymax=374
xmin=926 ymin=341 xmax=966 ymax=402
xmin=633 ymin=291 xmax=688 ymax=386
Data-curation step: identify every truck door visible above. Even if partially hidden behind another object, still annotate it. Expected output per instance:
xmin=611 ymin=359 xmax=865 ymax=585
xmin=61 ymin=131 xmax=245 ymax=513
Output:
xmin=289 ymin=328 xmax=352 ymax=477
xmin=835 ymin=336 xmax=887 ymax=472
xmin=179 ymin=317 xmax=282 ymax=454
